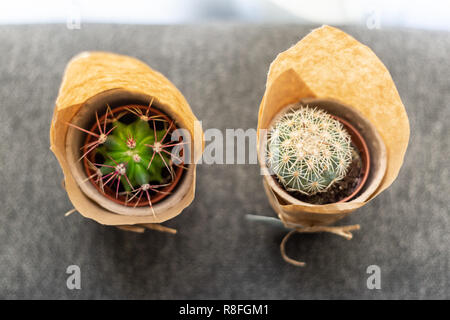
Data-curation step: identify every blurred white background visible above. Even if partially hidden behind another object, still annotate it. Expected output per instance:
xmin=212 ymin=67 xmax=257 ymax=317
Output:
xmin=0 ymin=0 xmax=449 ymax=30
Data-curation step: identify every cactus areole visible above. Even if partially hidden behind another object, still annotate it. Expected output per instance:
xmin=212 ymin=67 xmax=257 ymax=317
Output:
xmin=68 ymin=103 xmax=187 ymax=208
xmin=266 ymin=106 xmax=369 ymax=204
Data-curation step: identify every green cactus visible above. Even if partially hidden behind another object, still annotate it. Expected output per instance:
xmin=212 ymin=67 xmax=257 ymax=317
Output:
xmin=266 ymin=106 xmax=353 ymax=196
xmin=96 ymin=118 xmax=170 ymax=192
xmin=67 ymin=104 xmax=186 ymax=207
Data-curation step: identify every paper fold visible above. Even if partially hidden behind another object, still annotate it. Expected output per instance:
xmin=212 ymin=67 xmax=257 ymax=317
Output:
xmin=50 ymin=51 xmax=203 ymax=226
xmin=257 ymin=26 xmax=409 ymax=224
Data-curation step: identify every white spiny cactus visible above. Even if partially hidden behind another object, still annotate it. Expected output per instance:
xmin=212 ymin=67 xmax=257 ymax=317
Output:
xmin=266 ymin=106 xmax=353 ymax=195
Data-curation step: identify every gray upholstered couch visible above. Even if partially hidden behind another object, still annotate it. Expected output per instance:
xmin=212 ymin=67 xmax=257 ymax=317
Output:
xmin=0 ymin=24 xmax=448 ymax=299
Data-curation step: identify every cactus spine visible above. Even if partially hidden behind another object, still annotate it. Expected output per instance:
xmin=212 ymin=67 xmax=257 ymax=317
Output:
xmin=68 ymin=103 xmax=186 ymax=208
xmin=266 ymin=106 xmax=353 ymax=196
xmin=96 ymin=117 xmax=170 ymax=192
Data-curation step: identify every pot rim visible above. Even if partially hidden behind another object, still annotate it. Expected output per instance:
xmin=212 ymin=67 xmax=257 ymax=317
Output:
xmin=329 ymin=114 xmax=370 ymax=202
xmin=83 ymin=104 xmax=185 ymax=207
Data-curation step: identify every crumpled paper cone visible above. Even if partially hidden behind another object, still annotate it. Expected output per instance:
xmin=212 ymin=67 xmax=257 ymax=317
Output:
xmin=257 ymin=25 xmax=410 ymax=226
xmin=50 ymin=52 xmax=203 ymax=228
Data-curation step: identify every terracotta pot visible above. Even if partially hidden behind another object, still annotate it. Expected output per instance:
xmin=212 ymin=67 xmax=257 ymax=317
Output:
xmin=66 ymin=89 xmax=195 ymax=218
xmin=261 ymin=98 xmax=386 ymax=209
xmin=330 ymin=115 xmax=370 ymax=203
xmin=82 ymin=104 xmax=185 ymax=207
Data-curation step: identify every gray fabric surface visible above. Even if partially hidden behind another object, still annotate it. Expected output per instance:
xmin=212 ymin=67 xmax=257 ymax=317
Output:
xmin=0 ymin=24 xmax=448 ymax=299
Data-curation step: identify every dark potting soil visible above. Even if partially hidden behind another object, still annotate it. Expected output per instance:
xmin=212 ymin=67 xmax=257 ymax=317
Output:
xmin=277 ymin=147 xmax=363 ymax=205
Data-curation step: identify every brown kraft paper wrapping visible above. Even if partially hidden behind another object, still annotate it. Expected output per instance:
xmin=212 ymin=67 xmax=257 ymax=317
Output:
xmin=50 ymin=52 xmax=203 ymax=229
xmin=257 ymin=25 xmax=410 ymax=228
